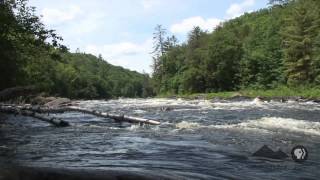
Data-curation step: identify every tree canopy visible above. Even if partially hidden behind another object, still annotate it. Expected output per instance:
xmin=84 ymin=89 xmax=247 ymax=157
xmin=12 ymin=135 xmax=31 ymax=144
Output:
xmin=0 ymin=0 xmax=153 ymax=99
xmin=151 ymin=0 xmax=320 ymax=95
xmin=2 ymin=0 xmax=320 ymax=99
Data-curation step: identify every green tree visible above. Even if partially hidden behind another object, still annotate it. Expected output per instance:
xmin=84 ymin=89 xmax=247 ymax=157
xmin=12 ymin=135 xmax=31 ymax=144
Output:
xmin=152 ymin=24 xmax=167 ymax=57
xmin=282 ymin=0 xmax=319 ymax=86
xmin=164 ymin=35 xmax=178 ymax=52
xmin=207 ymin=28 xmax=242 ymax=91
xmin=0 ymin=0 xmax=64 ymax=90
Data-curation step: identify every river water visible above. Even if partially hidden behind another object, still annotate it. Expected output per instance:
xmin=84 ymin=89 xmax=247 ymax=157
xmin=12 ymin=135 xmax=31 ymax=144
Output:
xmin=1 ymin=98 xmax=320 ymax=179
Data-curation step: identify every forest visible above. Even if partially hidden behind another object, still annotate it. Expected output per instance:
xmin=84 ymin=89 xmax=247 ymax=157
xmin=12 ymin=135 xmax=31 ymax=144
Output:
xmin=151 ymin=0 xmax=320 ymax=96
xmin=0 ymin=0 xmax=153 ymax=99
xmin=1 ymin=0 xmax=320 ymax=99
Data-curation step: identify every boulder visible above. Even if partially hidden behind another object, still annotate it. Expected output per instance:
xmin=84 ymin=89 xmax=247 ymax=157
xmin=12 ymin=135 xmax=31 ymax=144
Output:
xmin=0 ymin=86 xmax=37 ymax=102
xmin=160 ymin=107 xmax=173 ymax=111
xmin=44 ymin=98 xmax=71 ymax=108
xmin=31 ymin=96 xmax=56 ymax=105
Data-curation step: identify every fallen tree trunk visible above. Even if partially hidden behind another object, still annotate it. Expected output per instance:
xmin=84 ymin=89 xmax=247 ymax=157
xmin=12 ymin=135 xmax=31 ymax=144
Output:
xmin=20 ymin=111 xmax=70 ymax=127
xmin=0 ymin=104 xmax=161 ymax=125
xmin=66 ymin=107 xmax=161 ymax=125
xmin=0 ymin=105 xmax=69 ymax=127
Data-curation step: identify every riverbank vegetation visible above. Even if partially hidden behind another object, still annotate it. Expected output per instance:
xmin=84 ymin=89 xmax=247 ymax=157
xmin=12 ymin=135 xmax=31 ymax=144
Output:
xmin=2 ymin=0 xmax=320 ymax=100
xmin=158 ymin=86 xmax=320 ymax=100
xmin=151 ymin=0 xmax=320 ymax=98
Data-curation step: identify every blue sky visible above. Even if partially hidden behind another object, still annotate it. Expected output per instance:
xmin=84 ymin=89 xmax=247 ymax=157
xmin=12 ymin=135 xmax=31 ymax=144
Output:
xmin=28 ymin=0 xmax=268 ymax=73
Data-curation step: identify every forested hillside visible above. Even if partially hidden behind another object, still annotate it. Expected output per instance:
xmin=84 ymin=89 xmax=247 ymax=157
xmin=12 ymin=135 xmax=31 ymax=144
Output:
xmin=0 ymin=0 xmax=153 ymax=99
xmin=27 ymin=52 xmax=153 ymax=99
xmin=2 ymin=0 xmax=320 ymax=100
xmin=151 ymin=0 xmax=320 ymax=95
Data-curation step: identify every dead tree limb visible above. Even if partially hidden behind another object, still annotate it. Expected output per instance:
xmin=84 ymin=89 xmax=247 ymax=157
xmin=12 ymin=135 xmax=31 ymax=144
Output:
xmin=66 ymin=107 xmax=161 ymax=125
xmin=0 ymin=105 xmax=69 ymax=127
xmin=0 ymin=104 xmax=161 ymax=125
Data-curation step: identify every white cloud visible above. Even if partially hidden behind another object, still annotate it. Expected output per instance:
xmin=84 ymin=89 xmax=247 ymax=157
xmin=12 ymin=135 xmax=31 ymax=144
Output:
xmin=226 ymin=0 xmax=255 ymax=18
xmin=33 ymin=0 xmax=259 ymax=74
xmin=170 ymin=0 xmax=256 ymax=36
xmin=41 ymin=5 xmax=82 ymax=25
xmin=85 ymin=39 xmax=153 ymax=73
xmin=141 ymin=0 xmax=161 ymax=9
xmin=40 ymin=4 xmax=106 ymax=36
xmin=72 ymin=12 xmax=106 ymax=35
xmin=170 ymin=16 xmax=222 ymax=34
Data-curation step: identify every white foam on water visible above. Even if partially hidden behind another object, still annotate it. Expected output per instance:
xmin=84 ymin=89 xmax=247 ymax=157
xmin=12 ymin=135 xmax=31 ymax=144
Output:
xmin=77 ymin=98 xmax=320 ymax=113
xmin=160 ymin=121 xmax=174 ymax=125
xmin=126 ymin=123 xmax=156 ymax=131
xmin=133 ymin=109 xmax=147 ymax=114
xmin=215 ymin=97 xmax=272 ymax=109
xmin=127 ymin=124 xmax=143 ymax=131
xmin=173 ymin=108 xmax=191 ymax=112
xmin=77 ymin=98 xmax=212 ymax=112
xmin=176 ymin=121 xmax=202 ymax=129
xmin=211 ymin=117 xmax=320 ymax=136
xmin=173 ymin=117 xmax=320 ymax=136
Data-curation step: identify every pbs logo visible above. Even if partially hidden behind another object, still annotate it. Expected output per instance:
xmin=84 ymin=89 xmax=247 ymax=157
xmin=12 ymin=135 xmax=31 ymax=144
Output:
xmin=291 ymin=145 xmax=308 ymax=163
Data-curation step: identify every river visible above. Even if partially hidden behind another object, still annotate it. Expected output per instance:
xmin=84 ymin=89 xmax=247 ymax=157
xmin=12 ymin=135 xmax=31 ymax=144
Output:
xmin=1 ymin=98 xmax=320 ymax=179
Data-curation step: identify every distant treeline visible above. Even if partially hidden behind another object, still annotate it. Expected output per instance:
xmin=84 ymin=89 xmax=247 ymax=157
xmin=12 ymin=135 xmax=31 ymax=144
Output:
xmin=151 ymin=0 xmax=320 ymax=94
xmin=2 ymin=0 xmax=320 ymax=100
xmin=0 ymin=0 xmax=153 ymax=99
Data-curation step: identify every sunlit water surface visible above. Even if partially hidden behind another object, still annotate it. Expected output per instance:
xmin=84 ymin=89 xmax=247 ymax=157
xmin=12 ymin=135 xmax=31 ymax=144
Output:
xmin=1 ymin=98 xmax=320 ymax=179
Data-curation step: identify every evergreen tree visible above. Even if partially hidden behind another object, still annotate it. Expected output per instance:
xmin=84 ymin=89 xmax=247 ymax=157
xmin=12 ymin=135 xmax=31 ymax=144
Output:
xmin=282 ymin=0 xmax=319 ymax=86
xmin=164 ymin=35 xmax=178 ymax=52
xmin=151 ymin=25 xmax=168 ymax=93
xmin=152 ymin=24 xmax=167 ymax=57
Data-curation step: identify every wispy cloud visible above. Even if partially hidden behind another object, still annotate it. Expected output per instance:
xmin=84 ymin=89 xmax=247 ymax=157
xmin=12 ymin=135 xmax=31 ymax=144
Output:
xmin=141 ymin=0 xmax=161 ymax=10
xmin=39 ymin=3 xmax=106 ymax=38
xmin=29 ymin=0 xmax=264 ymax=73
xmin=170 ymin=16 xmax=222 ymax=34
xmin=85 ymin=39 xmax=153 ymax=73
xmin=226 ymin=0 xmax=255 ymax=18
xmin=72 ymin=12 xmax=106 ymax=35
xmin=170 ymin=0 xmax=256 ymax=36
xmin=41 ymin=5 xmax=82 ymax=25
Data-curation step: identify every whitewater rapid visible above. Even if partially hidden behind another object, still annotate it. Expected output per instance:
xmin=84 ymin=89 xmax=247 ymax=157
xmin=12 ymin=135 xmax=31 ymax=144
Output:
xmin=76 ymin=98 xmax=320 ymax=137
xmin=2 ymin=98 xmax=320 ymax=179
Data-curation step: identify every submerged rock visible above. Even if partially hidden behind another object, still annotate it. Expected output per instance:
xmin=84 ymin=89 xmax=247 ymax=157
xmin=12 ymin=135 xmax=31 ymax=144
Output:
xmin=160 ymin=106 xmax=173 ymax=111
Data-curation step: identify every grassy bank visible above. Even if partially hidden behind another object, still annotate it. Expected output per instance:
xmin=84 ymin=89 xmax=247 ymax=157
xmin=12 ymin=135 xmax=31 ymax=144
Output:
xmin=157 ymin=86 xmax=320 ymax=100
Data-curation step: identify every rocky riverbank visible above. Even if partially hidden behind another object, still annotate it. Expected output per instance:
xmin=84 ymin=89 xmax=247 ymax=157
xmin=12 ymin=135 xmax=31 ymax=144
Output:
xmin=0 ymin=86 xmax=73 ymax=107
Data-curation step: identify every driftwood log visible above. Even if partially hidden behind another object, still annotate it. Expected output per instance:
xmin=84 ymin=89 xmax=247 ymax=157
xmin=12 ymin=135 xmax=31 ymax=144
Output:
xmin=67 ymin=107 xmax=161 ymax=125
xmin=0 ymin=104 xmax=161 ymax=126
xmin=0 ymin=105 xmax=69 ymax=127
